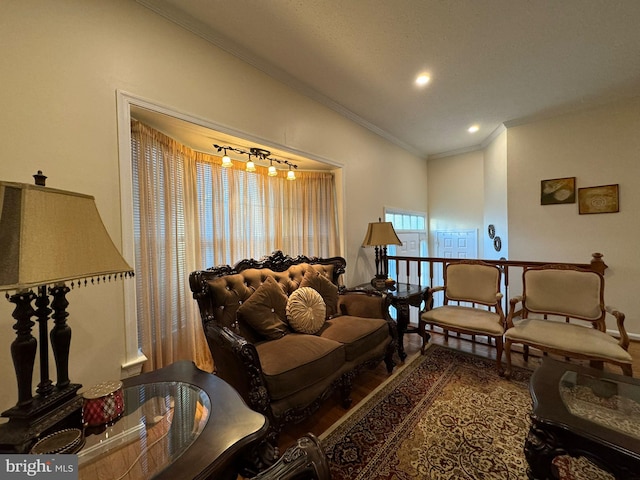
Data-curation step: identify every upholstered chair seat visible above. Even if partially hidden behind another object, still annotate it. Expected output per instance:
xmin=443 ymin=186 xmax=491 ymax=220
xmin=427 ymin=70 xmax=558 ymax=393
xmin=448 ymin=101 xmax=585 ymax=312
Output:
xmin=422 ymin=305 xmax=504 ymax=336
xmin=506 ymin=318 xmax=633 ymax=363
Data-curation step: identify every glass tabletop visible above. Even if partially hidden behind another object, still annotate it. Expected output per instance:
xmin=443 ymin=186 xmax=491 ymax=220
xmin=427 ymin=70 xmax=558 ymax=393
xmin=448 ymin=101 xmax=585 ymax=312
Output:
xmin=559 ymin=371 xmax=640 ymax=440
xmin=390 ymin=283 xmax=425 ymax=297
xmin=78 ymin=381 xmax=210 ymax=480
xmin=352 ymin=282 xmax=425 ymax=297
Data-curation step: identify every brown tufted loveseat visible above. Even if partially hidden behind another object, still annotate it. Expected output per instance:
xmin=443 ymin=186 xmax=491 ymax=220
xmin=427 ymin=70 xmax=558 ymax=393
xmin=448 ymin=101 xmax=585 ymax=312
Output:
xmin=189 ymin=251 xmax=397 ymax=443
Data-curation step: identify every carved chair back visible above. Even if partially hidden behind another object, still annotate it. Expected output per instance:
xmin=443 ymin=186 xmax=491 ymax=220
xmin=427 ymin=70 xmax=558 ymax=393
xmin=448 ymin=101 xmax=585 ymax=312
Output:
xmin=443 ymin=260 xmax=503 ymax=308
xmin=521 ymin=265 xmax=606 ymax=330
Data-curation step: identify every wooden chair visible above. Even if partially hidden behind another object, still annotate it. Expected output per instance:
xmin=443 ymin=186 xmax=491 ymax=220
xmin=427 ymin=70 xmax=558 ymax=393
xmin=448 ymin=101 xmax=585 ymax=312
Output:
xmin=504 ymin=264 xmax=633 ymax=378
xmin=419 ymin=260 xmax=506 ymax=374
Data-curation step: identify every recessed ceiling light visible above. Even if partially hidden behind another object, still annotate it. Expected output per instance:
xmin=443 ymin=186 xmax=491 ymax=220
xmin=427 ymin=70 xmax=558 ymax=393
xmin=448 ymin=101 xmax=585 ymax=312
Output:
xmin=415 ymin=73 xmax=430 ymax=86
xmin=468 ymin=125 xmax=479 ymax=133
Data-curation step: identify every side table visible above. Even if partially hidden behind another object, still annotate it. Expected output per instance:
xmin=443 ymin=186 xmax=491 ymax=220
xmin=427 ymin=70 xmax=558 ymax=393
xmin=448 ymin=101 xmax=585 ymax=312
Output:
xmin=352 ymin=283 xmax=427 ymax=362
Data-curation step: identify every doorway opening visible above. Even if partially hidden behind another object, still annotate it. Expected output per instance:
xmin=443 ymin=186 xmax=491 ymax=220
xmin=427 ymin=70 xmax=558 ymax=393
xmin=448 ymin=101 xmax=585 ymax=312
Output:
xmin=385 ymin=209 xmax=427 ymax=323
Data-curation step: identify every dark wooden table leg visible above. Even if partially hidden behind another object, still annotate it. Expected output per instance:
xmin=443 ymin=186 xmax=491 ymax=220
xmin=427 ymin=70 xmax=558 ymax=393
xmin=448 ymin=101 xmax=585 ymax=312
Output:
xmin=251 ymin=433 xmax=330 ymax=480
xmin=418 ymin=318 xmax=430 ymax=354
xmin=395 ymin=301 xmax=410 ymax=362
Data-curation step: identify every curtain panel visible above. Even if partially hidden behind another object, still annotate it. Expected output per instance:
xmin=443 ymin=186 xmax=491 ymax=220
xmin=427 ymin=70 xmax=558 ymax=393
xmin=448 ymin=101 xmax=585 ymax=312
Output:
xmin=131 ymin=120 xmax=339 ymax=371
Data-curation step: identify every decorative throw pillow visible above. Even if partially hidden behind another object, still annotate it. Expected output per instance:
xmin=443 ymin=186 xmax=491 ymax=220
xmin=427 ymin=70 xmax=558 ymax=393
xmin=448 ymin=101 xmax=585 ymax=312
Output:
xmin=286 ymin=287 xmax=327 ymax=334
xmin=299 ymin=270 xmax=339 ymax=318
xmin=237 ymin=276 xmax=289 ymax=340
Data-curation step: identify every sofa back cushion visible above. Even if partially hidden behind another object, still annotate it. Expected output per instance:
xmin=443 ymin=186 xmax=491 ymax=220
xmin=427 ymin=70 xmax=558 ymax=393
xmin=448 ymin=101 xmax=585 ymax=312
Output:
xmin=237 ymin=276 xmax=290 ymax=340
xmin=299 ymin=269 xmax=339 ymax=318
xmin=195 ymin=254 xmax=343 ymax=333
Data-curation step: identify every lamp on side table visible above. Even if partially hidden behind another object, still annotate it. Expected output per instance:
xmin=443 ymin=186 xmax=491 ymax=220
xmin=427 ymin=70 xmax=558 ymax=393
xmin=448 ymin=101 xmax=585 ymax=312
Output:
xmin=0 ymin=173 xmax=134 ymax=453
xmin=362 ymin=218 xmax=402 ymax=289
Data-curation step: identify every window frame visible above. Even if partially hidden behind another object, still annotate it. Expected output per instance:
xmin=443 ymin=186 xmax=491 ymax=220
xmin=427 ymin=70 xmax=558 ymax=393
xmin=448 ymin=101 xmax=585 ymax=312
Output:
xmin=116 ymin=90 xmax=344 ymax=376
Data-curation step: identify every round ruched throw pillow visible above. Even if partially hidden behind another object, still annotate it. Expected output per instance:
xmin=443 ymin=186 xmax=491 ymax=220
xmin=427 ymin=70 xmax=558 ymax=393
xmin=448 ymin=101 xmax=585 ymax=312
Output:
xmin=286 ymin=287 xmax=327 ymax=334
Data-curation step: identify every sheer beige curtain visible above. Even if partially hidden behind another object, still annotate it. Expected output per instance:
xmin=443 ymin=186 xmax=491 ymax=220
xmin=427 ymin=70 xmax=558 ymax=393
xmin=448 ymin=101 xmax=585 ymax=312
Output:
xmin=194 ymin=152 xmax=340 ymax=266
xmin=131 ymin=121 xmax=212 ymax=372
xmin=131 ymin=120 xmax=339 ymax=372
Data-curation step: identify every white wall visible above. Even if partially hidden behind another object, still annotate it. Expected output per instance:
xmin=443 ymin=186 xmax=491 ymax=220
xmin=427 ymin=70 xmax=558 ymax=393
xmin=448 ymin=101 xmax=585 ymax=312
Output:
xmin=0 ymin=0 xmax=427 ymax=414
xmin=508 ymin=98 xmax=640 ymax=336
xmin=483 ymin=129 xmax=508 ymax=260
xmin=427 ymin=150 xmax=484 ymax=256
xmin=428 ymin=99 xmax=640 ymax=339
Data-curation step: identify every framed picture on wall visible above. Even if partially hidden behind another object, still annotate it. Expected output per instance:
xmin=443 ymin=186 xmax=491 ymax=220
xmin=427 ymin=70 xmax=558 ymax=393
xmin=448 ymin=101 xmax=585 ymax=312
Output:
xmin=541 ymin=177 xmax=576 ymax=205
xmin=578 ymin=184 xmax=619 ymax=214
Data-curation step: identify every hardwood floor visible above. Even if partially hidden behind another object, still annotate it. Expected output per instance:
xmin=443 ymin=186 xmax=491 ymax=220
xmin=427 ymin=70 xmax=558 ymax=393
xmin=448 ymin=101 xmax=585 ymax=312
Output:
xmin=278 ymin=327 xmax=640 ymax=452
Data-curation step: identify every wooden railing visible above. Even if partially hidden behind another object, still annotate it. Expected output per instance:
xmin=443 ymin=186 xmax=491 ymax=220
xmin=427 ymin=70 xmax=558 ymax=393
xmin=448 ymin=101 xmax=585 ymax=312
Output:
xmin=388 ymin=252 xmax=607 ymax=313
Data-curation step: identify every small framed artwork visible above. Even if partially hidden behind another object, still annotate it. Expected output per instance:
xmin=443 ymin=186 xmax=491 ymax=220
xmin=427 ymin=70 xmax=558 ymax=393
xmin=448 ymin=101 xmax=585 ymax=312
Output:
xmin=541 ymin=177 xmax=576 ymax=205
xmin=578 ymin=184 xmax=619 ymax=214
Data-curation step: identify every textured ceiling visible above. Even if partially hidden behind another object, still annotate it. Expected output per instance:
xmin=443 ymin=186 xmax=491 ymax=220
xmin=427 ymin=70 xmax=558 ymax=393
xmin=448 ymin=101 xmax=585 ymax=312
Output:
xmin=138 ymin=0 xmax=640 ymax=158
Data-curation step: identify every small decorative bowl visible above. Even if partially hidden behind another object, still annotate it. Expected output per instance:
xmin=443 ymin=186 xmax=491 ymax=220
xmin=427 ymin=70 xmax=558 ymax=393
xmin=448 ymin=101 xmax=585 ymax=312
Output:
xmin=30 ymin=428 xmax=85 ymax=454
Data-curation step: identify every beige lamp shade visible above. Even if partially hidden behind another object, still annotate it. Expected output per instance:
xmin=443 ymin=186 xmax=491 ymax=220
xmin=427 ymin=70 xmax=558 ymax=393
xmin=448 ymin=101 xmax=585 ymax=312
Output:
xmin=362 ymin=221 xmax=402 ymax=247
xmin=0 ymin=181 xmax=133 ymax=291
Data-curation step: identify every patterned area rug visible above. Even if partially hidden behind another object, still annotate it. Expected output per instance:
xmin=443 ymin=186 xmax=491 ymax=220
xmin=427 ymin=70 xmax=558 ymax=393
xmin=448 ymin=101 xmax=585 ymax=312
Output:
xmin=320 ymin=345 xmax=612 ymax=480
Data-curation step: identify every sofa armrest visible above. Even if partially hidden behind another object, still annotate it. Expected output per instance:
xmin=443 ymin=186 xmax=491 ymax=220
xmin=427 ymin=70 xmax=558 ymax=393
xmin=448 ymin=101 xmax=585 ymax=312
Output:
xmin=338 ymin=289 xmax=392 ymax=320
xmin=203 ymin=324 xmax=271 ymax=417
xmin=337 ymin=290 xmax=397 ymax=370
xmin=606 ymin=305 xmax=630 ymax=350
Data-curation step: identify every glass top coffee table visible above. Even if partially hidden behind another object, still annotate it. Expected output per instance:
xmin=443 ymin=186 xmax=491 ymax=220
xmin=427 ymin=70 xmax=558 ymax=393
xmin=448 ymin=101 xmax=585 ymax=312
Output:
xmin=526 ymin=357 xmax=640 ymax=479
xmin=78 ymin=361 xmax=268 ymax=480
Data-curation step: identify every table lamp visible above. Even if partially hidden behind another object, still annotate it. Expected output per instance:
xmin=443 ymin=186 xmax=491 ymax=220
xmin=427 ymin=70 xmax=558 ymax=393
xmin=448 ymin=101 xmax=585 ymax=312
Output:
xmin=362 ymin=219 xmax=402 ymax=289
xmin=0 ymin=173 xmax=134 ymax=452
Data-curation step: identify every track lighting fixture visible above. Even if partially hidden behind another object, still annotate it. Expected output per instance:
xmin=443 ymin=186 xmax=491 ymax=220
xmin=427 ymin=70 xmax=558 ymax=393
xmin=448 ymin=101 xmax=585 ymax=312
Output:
xmin=268 ymin=160 xmax=277 ymax=177
xmin=245 ymin=154 xmax=256 ymax=172
xmin=221 ymin=147 xmax=232 ymax=167
xmin=213 ymin=144 xmax=298 ymax=179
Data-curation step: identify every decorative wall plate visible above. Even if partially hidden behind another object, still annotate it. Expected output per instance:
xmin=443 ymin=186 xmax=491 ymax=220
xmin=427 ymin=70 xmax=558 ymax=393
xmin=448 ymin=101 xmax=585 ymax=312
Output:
xmin=488 ymin=224 xmax=495 ymax=239
xmin=493 ymin=236 xmax=502 ymax=252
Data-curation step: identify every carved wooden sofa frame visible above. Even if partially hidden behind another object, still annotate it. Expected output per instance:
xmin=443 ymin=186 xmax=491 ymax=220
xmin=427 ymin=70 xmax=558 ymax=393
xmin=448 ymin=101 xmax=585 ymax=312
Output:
xmin=189 ymin=251 xmax=397 ymax=444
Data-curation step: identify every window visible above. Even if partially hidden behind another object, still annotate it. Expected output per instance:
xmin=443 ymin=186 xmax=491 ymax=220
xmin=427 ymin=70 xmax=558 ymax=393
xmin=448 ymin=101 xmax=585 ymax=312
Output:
xmin=130 ymin=120 xmax=339 ymax=371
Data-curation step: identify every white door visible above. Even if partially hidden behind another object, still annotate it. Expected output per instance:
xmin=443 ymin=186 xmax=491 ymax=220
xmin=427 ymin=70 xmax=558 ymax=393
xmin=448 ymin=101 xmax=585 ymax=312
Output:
xmin=395 ymin=232 xmax=421 ymax=284
xmin=432 ymin=230 xmax=478 ymax=307
xmin=435 ymin=230 xmax=478 ymax=260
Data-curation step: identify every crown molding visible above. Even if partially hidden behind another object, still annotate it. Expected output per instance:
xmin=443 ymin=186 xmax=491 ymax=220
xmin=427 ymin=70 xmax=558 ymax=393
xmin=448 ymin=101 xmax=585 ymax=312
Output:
xmin=481 ymin=124 xmax=507 ymax=148
xmin=120 ymin=90 xmax=342 ymax=169
xmin=427 ymin=124 xmax=507 ymax=161
xmin=427 ymin=144 xmax=483 ymax=161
